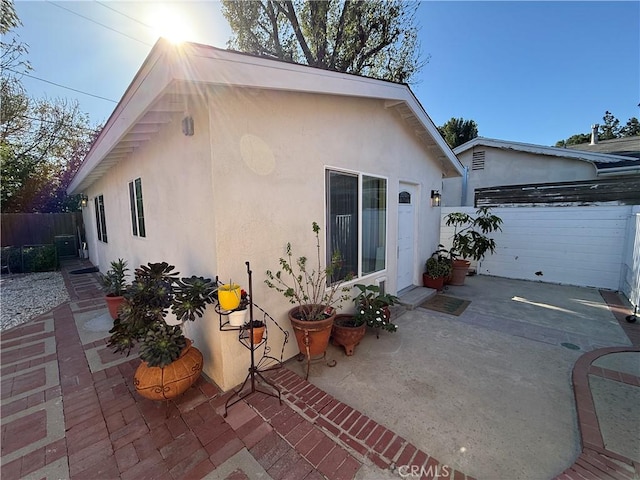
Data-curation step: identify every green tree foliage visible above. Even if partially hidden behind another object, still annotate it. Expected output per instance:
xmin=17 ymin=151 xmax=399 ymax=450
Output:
xmin=621 ymin=117 xmax=640 ymax=137
xmin=221 ymin=0 xmax=425 ymax=83
xmin=599 ymin=110 xmax=620 ymax=140
xmin=554 ymin=110 xmax=639 ymax=147
xmin=0 ymin=0 xmax=98 ymax=213
xmin=437 ymin=117 xmax=478 ymax=149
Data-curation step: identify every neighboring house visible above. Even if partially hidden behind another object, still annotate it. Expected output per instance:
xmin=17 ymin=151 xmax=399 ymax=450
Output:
xmin=443 ymin=137 xmax=640 ymax=207
xmin=569 ymin=127 xmax=640 ymax=159
xmin=67 ymin=39 xmax=463 ymax=390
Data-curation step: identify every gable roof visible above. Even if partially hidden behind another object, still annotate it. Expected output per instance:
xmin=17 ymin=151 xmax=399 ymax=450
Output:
xmin=453 ymin=137 xmax=640 ymax=176
xmin=68 ymin=39 xmax=463 ymax=195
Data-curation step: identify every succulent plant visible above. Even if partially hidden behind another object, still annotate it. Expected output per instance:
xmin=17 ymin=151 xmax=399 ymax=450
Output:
xmin=107 ymin=262 xmax=217 ymax=368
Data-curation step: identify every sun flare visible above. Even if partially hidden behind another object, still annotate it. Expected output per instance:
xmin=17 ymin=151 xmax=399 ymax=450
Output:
xmin=149 ymin=7 xmax=191 ymax=44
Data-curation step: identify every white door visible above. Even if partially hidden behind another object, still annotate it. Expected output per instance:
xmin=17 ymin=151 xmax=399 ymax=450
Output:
xmin=397 ymin=186 xmax=415 ymax=291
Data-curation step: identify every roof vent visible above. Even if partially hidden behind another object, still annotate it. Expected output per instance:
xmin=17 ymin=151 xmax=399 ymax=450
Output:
xmin=471 ymin=151 xmax=485 ymax=170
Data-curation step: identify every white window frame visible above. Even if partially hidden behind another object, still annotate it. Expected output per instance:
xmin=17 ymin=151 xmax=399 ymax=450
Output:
xmin=325 ymin=168 xmax=388 ymax=281
xmin=94 ymin=194 xmax=108 ymax=243
xmin=128 ymin=177 xmax=146 ymax=238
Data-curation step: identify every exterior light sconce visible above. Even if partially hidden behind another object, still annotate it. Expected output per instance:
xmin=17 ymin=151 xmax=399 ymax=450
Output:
xmin=182 ymin=116 xmax=194 ymax=136
xmin=80 ymin=194 xmax=88 ymax=208
xmin=431 ymin=190 xmax=441 ymax=207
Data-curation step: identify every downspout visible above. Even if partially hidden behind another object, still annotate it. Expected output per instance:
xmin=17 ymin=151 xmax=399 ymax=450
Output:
xmin=461 ymin=165 xmax=469 ymax=206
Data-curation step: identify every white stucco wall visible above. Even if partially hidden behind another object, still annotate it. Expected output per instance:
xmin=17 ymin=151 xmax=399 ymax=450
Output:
xmin=82 ymin=88 xmax=446 ymax=390
xmin=444 ymin=147 xmax=597 ymax=206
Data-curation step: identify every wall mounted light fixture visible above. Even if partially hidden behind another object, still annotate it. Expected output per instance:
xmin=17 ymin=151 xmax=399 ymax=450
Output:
xmin=80 ymin=194 xmax=88 ymax=208
xmin=430 ymin=190 xmax=441 ymax=207
xmin=182 ymin=116 xmax=194 ymax=136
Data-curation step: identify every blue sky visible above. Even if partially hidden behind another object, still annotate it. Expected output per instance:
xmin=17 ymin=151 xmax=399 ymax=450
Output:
xmin=11 ymin=1 xmax=640 ymax=146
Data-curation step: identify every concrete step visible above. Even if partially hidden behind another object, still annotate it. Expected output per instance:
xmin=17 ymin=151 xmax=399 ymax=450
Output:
xmin=398 ymin=286 xmax=437 ymax=310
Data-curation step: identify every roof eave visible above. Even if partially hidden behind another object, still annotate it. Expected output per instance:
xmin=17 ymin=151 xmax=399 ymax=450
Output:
xmin=68 ymin=40 xmax=463 ymax=194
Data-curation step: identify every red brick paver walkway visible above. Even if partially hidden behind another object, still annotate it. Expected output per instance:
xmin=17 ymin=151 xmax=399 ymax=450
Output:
xmin=1 ymin=261 xmax=477 ymax=479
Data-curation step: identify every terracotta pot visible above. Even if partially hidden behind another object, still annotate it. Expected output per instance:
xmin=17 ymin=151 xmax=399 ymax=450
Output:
xmin=134 ymin=340 xmax=203 ymax=401
xmin=251 ymin=326 xmax=265 ymax=345
xmin=423 ymin=273 xmax=445 ymax=291
xmin=332 ymin=314 xmax=366 ymax=356
xmin=288 ymin=305 xmax=336 ymax=358
xmin=105 ymin=294 xmax=125 ymax=320
xmin=450 ymin=260 xmax=471 ymax=286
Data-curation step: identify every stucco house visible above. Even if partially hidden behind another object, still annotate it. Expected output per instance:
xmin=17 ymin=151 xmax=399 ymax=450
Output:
xmin=67 ymin=39 xmax=463 ymax=390
xmin=444 ymin=137 xmax=640 ymax=207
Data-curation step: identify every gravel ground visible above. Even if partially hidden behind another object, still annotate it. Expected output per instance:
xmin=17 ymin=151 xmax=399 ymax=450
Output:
xmin=0 ymin=272 xmax=70 ymax=332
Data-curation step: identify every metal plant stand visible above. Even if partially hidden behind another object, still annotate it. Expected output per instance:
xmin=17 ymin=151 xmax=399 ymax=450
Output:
xmin=218 ymin=262 xmax=289 ymax=417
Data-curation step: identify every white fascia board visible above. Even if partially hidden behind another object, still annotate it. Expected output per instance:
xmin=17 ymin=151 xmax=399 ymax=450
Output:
xmin=596 ymin=166 xmax=640 ymax=176
xmin=69 ymin=40 xmax=463 ymax=193
xmin=172 ymin=43 xmax=463 ymax=174
xmin=454 ymin=137 xmax=634 ymax=164
xmin=68 ymin=44 xmax=172 ymax=194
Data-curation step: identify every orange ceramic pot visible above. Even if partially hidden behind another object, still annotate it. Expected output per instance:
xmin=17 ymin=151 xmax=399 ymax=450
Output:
xmin=288 ymin=305 xmax=335 ymax=358
xmin=134 ymin=340 xmax=203 ymax=401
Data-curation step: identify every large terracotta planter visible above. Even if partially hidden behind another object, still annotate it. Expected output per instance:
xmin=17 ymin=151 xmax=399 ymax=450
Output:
xmin=105 ymin=294 xmax=125 ymax=320
xmin=288 ymin=305 xmax=336 ymax=358
xmin=423 ymin=273 xmax=445 ymax=291
xmin=450 ymin=260 xmax=471 ymax=286
xmin=134 ymin=340 xmax=203 ymax=401
xmin=332 ymin=314 xmax=366 ymax=356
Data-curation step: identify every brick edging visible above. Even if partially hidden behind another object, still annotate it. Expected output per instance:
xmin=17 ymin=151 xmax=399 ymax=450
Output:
xmin=262 ymin=367 xmax=476 ymax=480
xmin=555 ymin=346 xmax=640 ymax=479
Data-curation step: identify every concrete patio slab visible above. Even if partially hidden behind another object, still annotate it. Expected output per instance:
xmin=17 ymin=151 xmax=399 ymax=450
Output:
xmin=589 ymin=374 xmax=640 ymax=464
xmin=286 ymin=275 xmax=638 ymax=479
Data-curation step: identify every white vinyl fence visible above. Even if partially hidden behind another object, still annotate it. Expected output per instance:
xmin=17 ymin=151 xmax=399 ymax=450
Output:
xmin=440 ymin=206 xmax=640 ymax=308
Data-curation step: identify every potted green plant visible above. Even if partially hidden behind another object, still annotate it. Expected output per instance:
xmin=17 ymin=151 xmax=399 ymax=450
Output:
xmin=100 ymin=258 xmax=129 ymax=319
xmin=107 ymin=261 xmax=217 ymax=400
xmin=444 ymin=207 xmax=503 ymax=285
xmin=423 ymin=245 xmax=452 ymax=291
xmin=265 ymin=221 xmax=351 ymax=362
xmin=243 ymin=319 xmax=265 ymax=345
xmin=353 ymin=284 xmax=400 ymax=339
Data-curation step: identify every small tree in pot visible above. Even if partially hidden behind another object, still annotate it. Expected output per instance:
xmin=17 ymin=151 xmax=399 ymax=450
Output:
xmin=265 ymin=222 xmax=351 ymax=373
xmin=444 ymin=207 xmax=503 ymax=285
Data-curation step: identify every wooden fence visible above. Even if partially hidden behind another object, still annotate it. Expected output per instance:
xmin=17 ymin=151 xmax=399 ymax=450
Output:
xmin=1 ymin=212 xmax=84 ymax=248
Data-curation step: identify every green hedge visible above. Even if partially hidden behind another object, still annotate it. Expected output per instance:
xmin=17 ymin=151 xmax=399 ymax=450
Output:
xmin=1 ymin=245 xmax=58 ymax=273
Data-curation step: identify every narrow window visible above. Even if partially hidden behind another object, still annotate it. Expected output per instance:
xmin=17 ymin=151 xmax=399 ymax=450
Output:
xmin=129 ymin=178 xmax=146 ymax=237
xmin=95 ymin=195 xmax=108 ymax=243
xmin=326 ymin=170 xmax=387 ymax=281
xmin=326 ymin=171 xmax=358 ymax=282
xmin=362 ymin=176 xmax=387 ymax=275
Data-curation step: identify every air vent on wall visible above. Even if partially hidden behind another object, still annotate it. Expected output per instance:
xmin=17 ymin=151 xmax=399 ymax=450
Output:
xmin=472 ymin=151 xmax=485 ymax=170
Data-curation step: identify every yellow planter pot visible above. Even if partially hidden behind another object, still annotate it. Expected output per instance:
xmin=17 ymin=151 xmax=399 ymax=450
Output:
xmin=218 ymin=284 xmax=241 ymax=310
